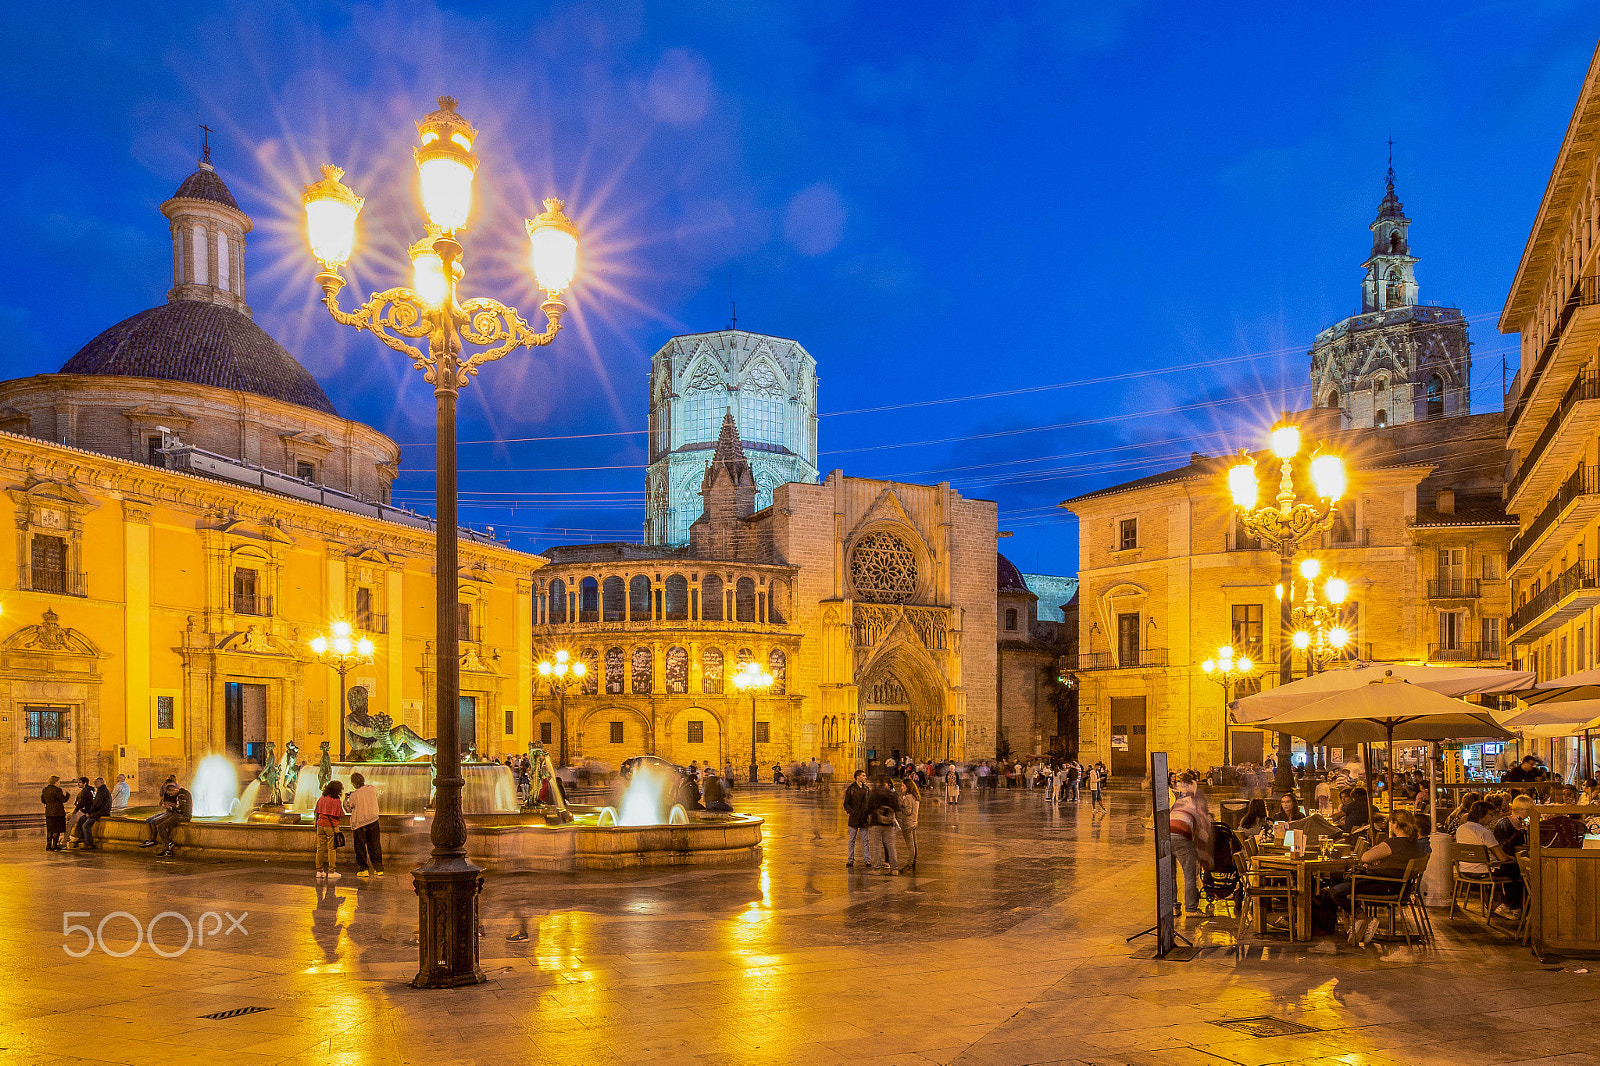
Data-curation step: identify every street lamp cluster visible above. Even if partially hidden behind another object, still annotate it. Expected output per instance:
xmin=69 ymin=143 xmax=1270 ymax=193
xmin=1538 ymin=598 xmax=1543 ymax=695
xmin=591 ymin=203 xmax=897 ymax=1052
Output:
xmin=1228 ymin=418 xmax=1347 ymax=790
xmin=309 ymin=621 xmax=375 ymax=761
xmin=1280 ymin=557 xmax=1351 ymax=673
xmin=303 ymin=95 xmax=581 ymax=989
xmin=536 ymin=649 xmax=588 ymax=769
xmin=733 ymin=660 xmax=773 ymax=785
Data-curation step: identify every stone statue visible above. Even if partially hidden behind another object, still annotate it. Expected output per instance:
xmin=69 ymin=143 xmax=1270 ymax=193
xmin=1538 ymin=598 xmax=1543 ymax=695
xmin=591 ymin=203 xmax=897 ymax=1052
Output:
xmin=317 ymin=741 xmax=333 ymax=791
xmin=427 ymin=751 xmax=439 ymax=808
xmin=282 ymin=740 xmax=300 ymax=801
xmin=259 ymin=741 xmax=280 ymax=806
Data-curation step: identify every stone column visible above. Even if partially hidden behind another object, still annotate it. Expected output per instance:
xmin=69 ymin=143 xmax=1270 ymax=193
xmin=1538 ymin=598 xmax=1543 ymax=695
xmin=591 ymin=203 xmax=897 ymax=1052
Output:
xmin=386 ymin=567 xmax=404 ymax=724
xmin=122 ymin=500 xmax=153 ymax=764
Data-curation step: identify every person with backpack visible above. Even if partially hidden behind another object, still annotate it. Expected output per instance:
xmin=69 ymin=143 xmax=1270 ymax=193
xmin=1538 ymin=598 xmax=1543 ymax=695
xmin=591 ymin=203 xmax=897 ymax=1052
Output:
xmin=1168 ymin=773 xmax=1214 ymax=916
xmin=866 ymin=776 xmax=903 ymax=874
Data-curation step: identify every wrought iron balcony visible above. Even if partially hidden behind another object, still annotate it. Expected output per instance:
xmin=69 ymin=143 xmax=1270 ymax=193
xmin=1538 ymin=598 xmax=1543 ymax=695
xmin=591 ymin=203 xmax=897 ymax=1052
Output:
xmin=1321 ymin=528 xmax=1371 ymax=549
xmin=1429 ymin=642 xmax=1503 ymax=662
xmin=19 ymin=564 xmax=85 ymax=597
xmin=232 ymin=593 xmax=274 ymax=617
xmin=1070 ymin=649 xmax=1168 ymax=671
xmin=1506 ymin=370 xmax=1600 ymax=505
xmin=1508 ymin=465 xmax=1600 ymax=570
xmin=356 ymin=612 xmax=388 ymax=635
xmin=1507 ymin=275 xmax=1600 ymax=434
xmin=1427 ymin=578 xmax=1482 ymax=599
xmin=1509 ymin=558 xmax=1600 ymax=637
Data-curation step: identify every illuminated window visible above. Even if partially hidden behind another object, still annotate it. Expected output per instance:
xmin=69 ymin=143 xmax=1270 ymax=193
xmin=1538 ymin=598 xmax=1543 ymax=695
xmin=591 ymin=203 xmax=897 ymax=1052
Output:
xmin=155 ymin=696 xmax=174 ymax=731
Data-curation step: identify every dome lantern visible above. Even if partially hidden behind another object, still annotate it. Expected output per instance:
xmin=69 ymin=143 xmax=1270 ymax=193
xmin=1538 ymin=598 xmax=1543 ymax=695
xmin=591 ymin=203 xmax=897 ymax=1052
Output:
xmin=161 ymin=141 xmax=254 ymax=315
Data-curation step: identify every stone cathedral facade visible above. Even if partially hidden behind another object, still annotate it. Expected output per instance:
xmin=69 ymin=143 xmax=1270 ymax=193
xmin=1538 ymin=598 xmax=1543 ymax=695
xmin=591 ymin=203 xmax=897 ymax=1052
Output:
xmin=645 ymin=330 xmax=820 ymax=546
xmin=1308 ymin=172 xmax=1472 ymax=429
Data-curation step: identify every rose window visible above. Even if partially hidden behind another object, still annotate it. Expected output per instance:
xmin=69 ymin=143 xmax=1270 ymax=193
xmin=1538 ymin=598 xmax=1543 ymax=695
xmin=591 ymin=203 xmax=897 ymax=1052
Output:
xmin=849 ymin=531 xmax=919 ymax=604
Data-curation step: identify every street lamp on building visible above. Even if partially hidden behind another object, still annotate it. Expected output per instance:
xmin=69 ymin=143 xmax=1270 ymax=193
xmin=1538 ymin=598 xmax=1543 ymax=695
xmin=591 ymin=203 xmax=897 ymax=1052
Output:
xmin=733 ymin=660 xmax=773 ymax=785
xmin=309 ymin=621 xmax=374 ymax=762
xmin=1200 ymin=644 xmax=1255 ymax=768
xmin=1281 ymin=558 xmax=1351 ymax=675
xmin=302 ymin=96 xmax=581 ymax=989
xmin=536 ymin=649 xmax=587 ymax=769
xmin=1228 ymin=418 xmax=1345 ymax=791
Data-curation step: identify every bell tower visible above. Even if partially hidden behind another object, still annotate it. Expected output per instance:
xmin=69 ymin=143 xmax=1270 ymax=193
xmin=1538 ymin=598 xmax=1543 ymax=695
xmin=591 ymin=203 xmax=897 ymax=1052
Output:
xmin=160 ymin=131 xmax=253 ymax=316
xmin=1361 ymin=157 xmax=1419 ymax=313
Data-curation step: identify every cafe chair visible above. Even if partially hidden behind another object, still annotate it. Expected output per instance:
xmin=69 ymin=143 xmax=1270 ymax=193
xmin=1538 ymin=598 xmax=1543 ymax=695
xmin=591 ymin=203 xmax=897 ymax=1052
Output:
xmin=1349 ymin=857 xmax=1431 ymax=947
xmin=1515 ymin=853 xmax=1535 ymax=945
xmin=1449 ymin=842 xmax=1517 ymax=924
xmin=1235 ymin=852 xmax=1296 ymax=954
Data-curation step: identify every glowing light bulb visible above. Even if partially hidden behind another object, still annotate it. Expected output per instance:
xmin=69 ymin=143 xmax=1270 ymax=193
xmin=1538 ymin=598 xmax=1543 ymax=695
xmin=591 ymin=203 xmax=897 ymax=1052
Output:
xmin=1202 ymin=660 xmax=1216 ymax=674
xmin=302 ymin=164 xmax=363 ymax=268
xmin=411 ymin=240 xmax=448 ymax=309
xmin=414 ymin=97 xmax=477 ymax=234
xmin=539 ymin=662 xmax=552 ymax=677
xmin=1271 ymin=424 xmax=1301 ymax=459
xmin=1228 ymin=460 xmax=1258 ymax=510
xmin=556 ymin=649 xmax=569 ymax=664
xmin=332 ymin=621 xmax=352 ymax=639
xmin=527 ymin=199 xmax=580 ymax=295
xmin=573 ymin=662 xmax=587 ymax=677
xmin=1238 ymin=657 xmax=1253 ymax=673
xmin=1299 ymin=558 xmax=1321 ymax=580
xmin=1293 ymin=630 xmax=1311 ymax=650
xmin=357 ymin=638 xmax=374 ymax=657
xmin=1325 ymin=578 xmax=1348 ymax=605
xmin=1311 ymin=452 xmax=1346 ymax=502
xmin=1328 ymin=627 xmax=1350 ymax=649
xmin=310 ymin=637 xmax=328 ymax=655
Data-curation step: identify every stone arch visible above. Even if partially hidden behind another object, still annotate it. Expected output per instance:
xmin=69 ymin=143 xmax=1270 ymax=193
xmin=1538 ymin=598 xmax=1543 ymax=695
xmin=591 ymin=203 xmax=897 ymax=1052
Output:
xmin=578 ymin=576 xmax=600 ymax=622
xmin=576 ymin=704 xmax=653 ymax=764
xmin=547 ymin=578 xmax=568 ymax=624
xmin=1426 ymin=373 xmax=1444 ymax=418
xmin=855 ymin=637 xmax=950 ymax=764
xmin=664 ymin=574 xmax=689 ymax=620
xmin=735 ymin=577 xmax=757 ymax=622
xmin=629 ymin=575 xmax=652 ymax=621
xmin=702 ymin=574 xmax=725 ymax=621
xmin=663 ymin=704 xmax=727 ymax=767
xmin=666 ymin=645 xmax=689 ymax=694
xmin=602 ymin=576 xmax=626 ymax=622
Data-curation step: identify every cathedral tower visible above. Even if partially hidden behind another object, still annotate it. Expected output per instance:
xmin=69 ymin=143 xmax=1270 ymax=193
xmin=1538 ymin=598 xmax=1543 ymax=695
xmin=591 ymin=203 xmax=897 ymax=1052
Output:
xmin=645 ymin=329 xmax=819 ymax=545
xmin=1308 ymin=168 xmax=1471 ymax=429
xmin=160 ymin=140 xmax=253 ymax=316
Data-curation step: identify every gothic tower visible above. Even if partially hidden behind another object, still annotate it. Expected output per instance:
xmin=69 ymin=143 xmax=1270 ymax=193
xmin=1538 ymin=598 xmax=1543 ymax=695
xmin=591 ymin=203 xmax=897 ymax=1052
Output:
xmin=645 ymin=329 xmax=819 ymax=545
xmin=1308 ymin=168 xmax=1471 ymax=429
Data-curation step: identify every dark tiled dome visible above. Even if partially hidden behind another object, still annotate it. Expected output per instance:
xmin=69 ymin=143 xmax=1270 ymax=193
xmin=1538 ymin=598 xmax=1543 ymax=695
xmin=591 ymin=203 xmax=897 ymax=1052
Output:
xmin=61 ymin=302 xmax=337 ymax=415
xmin=997 ymin=552 xmax=1030 ymax=593
xmin=172 ymin=165 xmax=240 ymax=210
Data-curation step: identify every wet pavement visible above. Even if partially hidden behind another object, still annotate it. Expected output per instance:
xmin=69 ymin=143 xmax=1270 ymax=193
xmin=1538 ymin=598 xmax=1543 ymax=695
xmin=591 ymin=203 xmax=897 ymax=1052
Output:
xmin=0 ymin=786 xmax=1596 ymax=1065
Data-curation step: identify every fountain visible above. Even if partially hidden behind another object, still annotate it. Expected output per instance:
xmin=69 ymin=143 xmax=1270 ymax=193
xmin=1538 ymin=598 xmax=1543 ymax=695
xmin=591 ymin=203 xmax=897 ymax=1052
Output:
xmin=96 ymin=706 xmax=760 ymax=868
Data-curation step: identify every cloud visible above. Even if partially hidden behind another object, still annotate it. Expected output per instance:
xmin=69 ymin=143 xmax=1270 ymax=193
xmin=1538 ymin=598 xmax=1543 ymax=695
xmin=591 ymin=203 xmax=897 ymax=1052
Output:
xmin=647 ymin=48 xmax=712 ymax=127
xmin=783 ymin=183 xmax=846 ymax=256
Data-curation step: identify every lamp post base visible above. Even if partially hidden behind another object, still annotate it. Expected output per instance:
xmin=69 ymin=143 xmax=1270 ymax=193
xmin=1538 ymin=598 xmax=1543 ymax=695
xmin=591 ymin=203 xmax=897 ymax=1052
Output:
xmin=411 ymin=858 xmax=486 ymax=989
xmin=749 ymin=760 xmax=759 ymax=787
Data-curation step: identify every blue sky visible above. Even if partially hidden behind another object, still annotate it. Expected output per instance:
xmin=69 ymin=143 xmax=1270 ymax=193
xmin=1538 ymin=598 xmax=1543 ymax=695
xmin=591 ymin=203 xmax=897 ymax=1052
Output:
xmin=2 ymin=2 xmax=1596 ymax=575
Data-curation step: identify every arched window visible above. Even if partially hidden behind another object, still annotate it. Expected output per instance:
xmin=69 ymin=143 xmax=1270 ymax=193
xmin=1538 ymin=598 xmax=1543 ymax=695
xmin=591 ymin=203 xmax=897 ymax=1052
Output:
xmin=768 ymin=580 xmax=787 ymax=625
xmin=702 ymin=647 xmax=724 ymax=694
xmin=1390 ymin=230 xmax=1404 ymax=254
xmin=665 ymin=574 xmax=689 ymax=620
xmin=580 ymin=648 xmax=599 ymax=695
xmin=735 ymin=577 xmax=757 ymax=622
xmin=1426 ymin=374 xmax=1444 ymax=418
xmin=701 ymin=574 xmax=724 ymax=621
xmin=1005 ymin=608 xmax=1018 ymax=631
xmin=1327 ymin=389 xmax=1339 ymax=409
xmin=579 ymin=577 xmax=599 ymax=622
xmin=738 ymin=647 xmax=754 ymax=668
xmin=548 ymin=579 xmax=568 ymax=624
xmin=1374 ymin=409 xmax=1388 ymax=428
xmin=666 ymin=646 xmax=688 ymax=694
xmin=631 ymin=646 xmax=653 ymax=695
xmin=1374 ymin=375 xmax=1387 ymax=393
xmin=1385 ymin=267 xmax=1404 ymax=307
xmin=629 ymin=575 xmax=652 ymax=620
xmin=768 ymin=649 xmax=787 ymax=695
xmin=602 ymin=576 xmax=626 ymax=622
xmin=604 ymin=647 xmax=625 ymax=694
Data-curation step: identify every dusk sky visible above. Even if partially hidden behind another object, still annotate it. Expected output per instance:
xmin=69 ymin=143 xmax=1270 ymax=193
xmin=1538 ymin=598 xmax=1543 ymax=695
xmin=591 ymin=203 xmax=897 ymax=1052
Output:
xmin=4 ymin=2 xmax=1597 ymax=575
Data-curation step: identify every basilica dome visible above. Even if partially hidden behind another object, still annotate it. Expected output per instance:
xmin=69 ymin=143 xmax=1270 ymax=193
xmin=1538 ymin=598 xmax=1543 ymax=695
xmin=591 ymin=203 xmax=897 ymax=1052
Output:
xmin=61 ymin=301 xmax=337 ymax=416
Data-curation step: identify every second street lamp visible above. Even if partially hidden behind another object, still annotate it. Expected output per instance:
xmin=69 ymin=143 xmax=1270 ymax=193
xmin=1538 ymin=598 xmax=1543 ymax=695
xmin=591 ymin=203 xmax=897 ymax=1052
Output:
xmin=1200 ymin=644 xmax=1255 ymax=769
xmin=1229 ymin=418 xmax=1345 ymax=792
xmin=733 ymin=661 xmax=773 ymax=786
xmin=303 ymin=96 xmax=581 ymax=989
xmin=309 ymin=621 xmax=374 ymax=761
xmin=1283 ymin=558 xmax=1351 ymax=676
xmin=535 ymin=649 xmax=587 ymax=769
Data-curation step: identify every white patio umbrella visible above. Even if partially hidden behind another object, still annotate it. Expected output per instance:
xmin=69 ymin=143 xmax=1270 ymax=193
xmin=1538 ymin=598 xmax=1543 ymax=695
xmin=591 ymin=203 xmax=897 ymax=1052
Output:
xmin=1503 ymin=693 xmax=1600 ymax=777
xmin=1514 ymin=668 xmax=1600 ymax=707
xmin=1231 ymin=664 xmax=1536 ymax=724
xmin=1253 ymin=677 xmax=1513 ymax=806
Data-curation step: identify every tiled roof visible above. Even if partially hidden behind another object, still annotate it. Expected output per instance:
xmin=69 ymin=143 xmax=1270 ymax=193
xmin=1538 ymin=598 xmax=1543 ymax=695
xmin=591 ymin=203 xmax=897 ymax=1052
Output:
xmin=1411 ymin=503 xmax=1517 ymax=528
xmin=172 ymin=165 xmax=240 ymax=210
xmin=996 ymin=552 xmax=1030 ymax=593
xmin=61 ymin=301 xmax=337 ymax=415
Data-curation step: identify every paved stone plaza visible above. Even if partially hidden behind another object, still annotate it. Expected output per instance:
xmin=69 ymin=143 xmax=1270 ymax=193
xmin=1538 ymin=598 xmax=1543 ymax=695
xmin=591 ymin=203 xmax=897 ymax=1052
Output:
xmin=1 ymin=788 xmax=1596 ymax=1066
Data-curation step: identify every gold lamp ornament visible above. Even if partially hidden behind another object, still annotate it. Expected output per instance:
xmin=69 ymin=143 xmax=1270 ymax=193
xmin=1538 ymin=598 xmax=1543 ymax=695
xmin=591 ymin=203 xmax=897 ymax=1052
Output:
xmin=414 ymin=96 xmax=479 ymax=235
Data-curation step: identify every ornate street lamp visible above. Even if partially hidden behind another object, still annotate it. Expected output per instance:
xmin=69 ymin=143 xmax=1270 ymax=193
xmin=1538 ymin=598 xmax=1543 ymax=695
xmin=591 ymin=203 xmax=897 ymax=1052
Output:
xmin=309 ymin=621 xmax=375 ymax=762
xmin=302 ymin=96 xmax=581 ymax=989
xmin=536 ymin=649 xmax=587 ymax=769
xmin=1229 ymin=418 xmax=1345 ymax=791
xmin=733 ymin=660 xmax=773 ymax=786
xmin=1283 ymin=558 xmax=1351 ymax=676
xmin=1200 ymin=644 xmax=1255 ymax=768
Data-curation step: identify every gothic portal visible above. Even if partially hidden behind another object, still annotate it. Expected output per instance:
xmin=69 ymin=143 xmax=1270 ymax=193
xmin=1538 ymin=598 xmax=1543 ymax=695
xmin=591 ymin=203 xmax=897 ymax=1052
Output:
xmin=645 ymin=330 xmax=819 ymax=545
xmin=1308 ymin=169 xmax=1472 ymax=429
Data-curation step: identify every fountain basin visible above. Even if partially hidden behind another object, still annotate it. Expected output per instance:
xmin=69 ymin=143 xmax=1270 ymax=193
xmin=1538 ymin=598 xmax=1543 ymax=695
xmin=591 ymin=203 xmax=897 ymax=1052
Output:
xmin=89 ymin=806 xmax=763 ymax=871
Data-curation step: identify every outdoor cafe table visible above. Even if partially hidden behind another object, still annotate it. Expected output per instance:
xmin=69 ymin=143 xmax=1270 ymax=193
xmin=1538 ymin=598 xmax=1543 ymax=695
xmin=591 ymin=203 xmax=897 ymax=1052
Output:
xmin=1255 ymin=851 xmax=1358 ymax=941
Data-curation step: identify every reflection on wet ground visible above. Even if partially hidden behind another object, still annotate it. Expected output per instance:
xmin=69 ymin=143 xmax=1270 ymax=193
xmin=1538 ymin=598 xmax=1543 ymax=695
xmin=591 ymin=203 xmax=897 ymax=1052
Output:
xmin=0 ymin=787 xmax=1595 ymax=1065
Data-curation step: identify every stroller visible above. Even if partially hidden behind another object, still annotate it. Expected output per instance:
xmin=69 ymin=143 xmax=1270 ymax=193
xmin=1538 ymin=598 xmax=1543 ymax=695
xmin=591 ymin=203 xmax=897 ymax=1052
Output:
xmin=1201 ymin=822 xmax=1243 ymax=915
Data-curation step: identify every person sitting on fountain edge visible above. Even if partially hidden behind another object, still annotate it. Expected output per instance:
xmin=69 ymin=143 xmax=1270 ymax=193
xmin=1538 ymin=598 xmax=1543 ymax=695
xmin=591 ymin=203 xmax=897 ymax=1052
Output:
xmin=140 ymin=780 xmax=192 ymax=857
xmin=702 ymin=768 xmax=733 ymax=813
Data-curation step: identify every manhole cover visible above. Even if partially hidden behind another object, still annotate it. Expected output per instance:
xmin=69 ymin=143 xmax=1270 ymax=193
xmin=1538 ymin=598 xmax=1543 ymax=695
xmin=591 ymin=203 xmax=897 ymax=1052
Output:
xmin=1212 ymin=1016 xmax=1320 ymax=1038
xmin=200 ymin=1007 xmax=273 ymax=1021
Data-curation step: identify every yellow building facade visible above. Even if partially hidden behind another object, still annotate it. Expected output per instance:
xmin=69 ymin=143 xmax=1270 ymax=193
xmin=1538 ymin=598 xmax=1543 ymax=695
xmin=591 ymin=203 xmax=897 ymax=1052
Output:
xmin=1502 ymin=45 xmax=1600 ymax=777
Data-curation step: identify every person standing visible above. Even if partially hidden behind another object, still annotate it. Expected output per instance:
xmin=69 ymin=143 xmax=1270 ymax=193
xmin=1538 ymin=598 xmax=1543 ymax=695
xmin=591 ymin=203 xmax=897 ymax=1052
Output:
xmin=40 ymin=775 xmax=68 ymax=851
xmin=1168 ymin=773 xmax=1213 ymax=917
xmin=342 ymin=772 xmax=383 ymax=876
xmin=1088 ymin=763 xmax=1106 ymax=812
xmin=896 ymin=777 xmax=920 ymax=871
xmin=110 ymin=774 xmax=130 ymax=812
xmin=945 ymin=766 xmax=961 ymax=805
xmin=866 ymin=777 xmax=903 ymax=874
xmin=314 ymin=780 xmax=346 ymax=881
xmin=820 ymin=758 xmax=834 ymax=790
xmin=843 ymin=770 xmax=871 ymax=866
